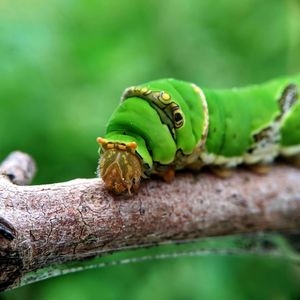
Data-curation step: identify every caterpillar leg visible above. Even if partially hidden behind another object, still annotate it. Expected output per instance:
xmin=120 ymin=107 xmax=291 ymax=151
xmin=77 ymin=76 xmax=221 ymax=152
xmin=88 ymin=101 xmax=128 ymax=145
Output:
xmin=247 ymin=163 xmax=272 ymax=175
xmin=283 ymin=155 xmax=300 ymax=168
xmin=154 ymin=163 xmax=176 ymax=182
xmin=292 ymin=155 xmax=300 ymax=168
xmin=209 ymin=166 xmax=233 ymax=178
xmin=185 ymin=161 xmax=204 ymax=171
xmin=160 ymin=168 xmax=176 ymax=182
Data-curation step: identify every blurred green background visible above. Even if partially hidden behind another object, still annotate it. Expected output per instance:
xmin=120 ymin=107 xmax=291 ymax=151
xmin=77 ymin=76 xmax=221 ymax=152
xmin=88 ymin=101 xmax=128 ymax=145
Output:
xmin=1 ymin=0 xmax=300 ymax=299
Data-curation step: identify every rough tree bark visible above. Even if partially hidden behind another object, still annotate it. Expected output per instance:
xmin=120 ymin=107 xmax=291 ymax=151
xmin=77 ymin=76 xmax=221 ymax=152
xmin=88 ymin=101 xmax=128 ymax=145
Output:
xmin=0 ymin=151 xmax=300 ymax=292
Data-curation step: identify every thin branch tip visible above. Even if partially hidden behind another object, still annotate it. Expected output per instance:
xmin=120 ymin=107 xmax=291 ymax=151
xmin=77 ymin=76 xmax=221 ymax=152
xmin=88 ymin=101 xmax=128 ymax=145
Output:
xmin=0 ymin=151 xmax=36 ymax=185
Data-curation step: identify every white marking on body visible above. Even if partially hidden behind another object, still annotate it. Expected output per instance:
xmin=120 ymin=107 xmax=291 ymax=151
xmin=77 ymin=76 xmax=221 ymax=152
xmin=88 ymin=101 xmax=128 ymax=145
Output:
xmin=280 ymin=145 xmax=300 ymax=156
xmin=200 ymin=152 xmax=243 ymax=167
xmin=199 ymin=118 xmax=281 ymax=167
xmin=243 ymin=121 xmax=281 ymax=165
xmin=191 ymin=83 xmax=209 ymax=149
xmin=200 ymin=150 xmax=278 ymax=167
xmin=243 ymin=145 xmax=278 ymax=164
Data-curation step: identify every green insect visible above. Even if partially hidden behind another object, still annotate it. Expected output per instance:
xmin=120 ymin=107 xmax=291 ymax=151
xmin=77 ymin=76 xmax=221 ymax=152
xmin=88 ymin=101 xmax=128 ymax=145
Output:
xmin=97 ymin=74 xmax=300 ymax=194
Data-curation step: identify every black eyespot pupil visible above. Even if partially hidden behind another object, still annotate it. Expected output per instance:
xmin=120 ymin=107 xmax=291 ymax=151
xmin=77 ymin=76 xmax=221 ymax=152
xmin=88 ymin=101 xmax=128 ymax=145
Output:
xmin=174 ymin=113 xmax=183 ymax=122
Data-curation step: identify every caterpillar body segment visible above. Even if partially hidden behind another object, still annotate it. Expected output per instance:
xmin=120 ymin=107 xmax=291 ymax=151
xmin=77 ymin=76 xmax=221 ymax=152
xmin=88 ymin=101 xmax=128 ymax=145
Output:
xmin=97 ymin=75 xmax=300 ymax=194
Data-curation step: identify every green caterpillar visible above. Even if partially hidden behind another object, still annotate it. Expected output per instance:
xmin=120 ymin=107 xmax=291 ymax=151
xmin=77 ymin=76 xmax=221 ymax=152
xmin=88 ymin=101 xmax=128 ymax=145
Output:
xmin=97 ymin=74 xmax=300 ymax=194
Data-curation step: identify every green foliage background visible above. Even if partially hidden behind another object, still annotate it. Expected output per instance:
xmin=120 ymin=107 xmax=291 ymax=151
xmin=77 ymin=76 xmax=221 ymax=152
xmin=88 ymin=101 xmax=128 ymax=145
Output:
xmin=1 ymin=0 xmax=300 ymax=299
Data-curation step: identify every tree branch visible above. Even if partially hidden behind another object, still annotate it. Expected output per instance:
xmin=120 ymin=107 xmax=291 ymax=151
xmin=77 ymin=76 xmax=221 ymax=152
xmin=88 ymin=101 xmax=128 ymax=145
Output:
xmin=0 ymin=151 xmax=300 ymax=291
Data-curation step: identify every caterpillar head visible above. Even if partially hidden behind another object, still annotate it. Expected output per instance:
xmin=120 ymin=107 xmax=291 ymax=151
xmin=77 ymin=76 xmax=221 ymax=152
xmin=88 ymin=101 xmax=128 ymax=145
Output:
xmin=97 ymin=137 xmax=142 ymax=194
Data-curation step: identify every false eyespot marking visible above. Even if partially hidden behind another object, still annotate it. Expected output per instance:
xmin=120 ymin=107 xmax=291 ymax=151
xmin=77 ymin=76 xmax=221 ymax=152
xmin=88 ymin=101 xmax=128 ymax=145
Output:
xmin=158 ymin=91 xmax=171 ymax=103
xmin=121 ymin=86 xmax=185 ymax=130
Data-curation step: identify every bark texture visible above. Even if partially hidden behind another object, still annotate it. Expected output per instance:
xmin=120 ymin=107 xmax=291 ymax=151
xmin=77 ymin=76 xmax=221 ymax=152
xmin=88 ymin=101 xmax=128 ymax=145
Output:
xmin=0 ymin=152 xmax=300 ymax=291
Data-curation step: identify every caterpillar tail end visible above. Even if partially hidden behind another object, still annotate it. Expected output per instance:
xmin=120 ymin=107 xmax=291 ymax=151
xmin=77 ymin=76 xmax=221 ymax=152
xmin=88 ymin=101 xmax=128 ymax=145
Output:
xmin=97 ymin=137 xmax=142 ymax=194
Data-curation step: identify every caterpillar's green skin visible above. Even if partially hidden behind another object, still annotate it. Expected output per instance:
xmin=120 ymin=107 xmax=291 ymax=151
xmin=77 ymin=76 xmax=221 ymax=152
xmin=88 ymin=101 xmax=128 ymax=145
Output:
xmin=100 ymin=74 xmax=300 ymax=177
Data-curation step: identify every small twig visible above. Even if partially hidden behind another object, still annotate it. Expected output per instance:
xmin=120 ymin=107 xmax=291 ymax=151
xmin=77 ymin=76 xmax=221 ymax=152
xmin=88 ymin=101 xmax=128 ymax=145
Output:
xmin=0 ymin=151 xmax=36 ymax=244
xmin=0 ymin=151 xmax=36 ymax=185
xmin=0 ymin=151 xmax=300 ymax=291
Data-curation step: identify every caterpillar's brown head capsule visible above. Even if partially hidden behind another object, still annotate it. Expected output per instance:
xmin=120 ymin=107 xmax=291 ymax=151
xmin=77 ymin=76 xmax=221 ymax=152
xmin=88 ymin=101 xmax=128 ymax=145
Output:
xmin=97 ymin=137 xmax=142 ymax=194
